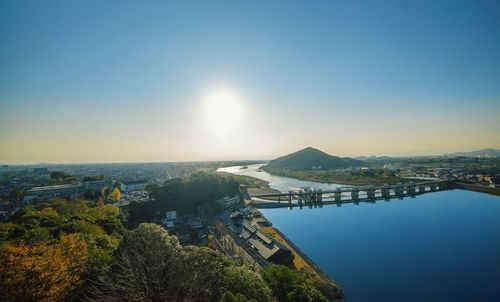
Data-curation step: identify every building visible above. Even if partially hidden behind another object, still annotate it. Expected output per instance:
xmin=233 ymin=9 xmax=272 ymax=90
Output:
xmin=83 ymin=180 xmax=113 ymax=192
xmin=24 ymin=180 xmax=112 ymax=203
xmin=239 ymin=221 xmax=292 ymax=265
xmin=216 ymin=195 xmax=240 ymax=211
xmin=215 ymin=212 xmax=232 ymax=226
xmin=162 ymin=211 xmax=177 ymax=230
xmin=230 ymin=211 xmax=244 ymax=225
xmin=120 ymin=180 xmax=148 ymax=193
xmin=188 ymin=216 xmax=203 ymax=230
xmin=24 ymin=183 xmax=83 ymax=202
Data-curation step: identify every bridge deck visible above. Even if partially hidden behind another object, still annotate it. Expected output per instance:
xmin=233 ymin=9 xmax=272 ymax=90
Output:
xmin=251 ymin=180 xmax=447 ymax=198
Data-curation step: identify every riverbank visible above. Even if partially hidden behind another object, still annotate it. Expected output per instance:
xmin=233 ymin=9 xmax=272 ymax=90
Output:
xmin=216 ymin=171 xmax=270 ymax=188
xmin=262 ymin=167 xmax=420 ymax=185
xmin=256 ymin=211 xmax=343 ymax=300
xmin=453 ymin=181 xmax=500 ymax=196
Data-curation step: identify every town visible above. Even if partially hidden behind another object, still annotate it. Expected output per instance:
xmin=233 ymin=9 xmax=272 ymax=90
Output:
xmin=1 ymin=154 xmax=499 ymax=218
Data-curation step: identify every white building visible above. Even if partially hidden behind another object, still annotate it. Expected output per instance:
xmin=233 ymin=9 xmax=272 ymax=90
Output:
xmin=162 ymin=211 xmax=177 ymax=230
xmin=216 ymin=195 xmax=240 ymax=211
xmin=120 ymin=180 xmax=148 ymax=192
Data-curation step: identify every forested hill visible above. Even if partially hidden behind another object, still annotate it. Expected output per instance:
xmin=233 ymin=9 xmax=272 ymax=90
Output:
xmin=264 ymin=147 xmax=363 ymax=171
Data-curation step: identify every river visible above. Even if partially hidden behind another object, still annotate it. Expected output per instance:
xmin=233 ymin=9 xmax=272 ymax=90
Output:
xmin=218 ymin=164 xmax=500 ymax=302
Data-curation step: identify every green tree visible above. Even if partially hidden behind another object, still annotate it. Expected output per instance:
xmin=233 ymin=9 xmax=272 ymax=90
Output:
xmin=85 ymin=224 xmax=271 ymax=302
xmin=86 ymin=223 xmax=220 ymax=301
xmin=50 ymin=171 xmax=68 ymax=180
xmin=9 ymin=188 xmax=24 ymax=201
xmin=221 ymin=266 xmax=273 ymax=302
xmin=261 ymin=265 xmax=327 ymax=302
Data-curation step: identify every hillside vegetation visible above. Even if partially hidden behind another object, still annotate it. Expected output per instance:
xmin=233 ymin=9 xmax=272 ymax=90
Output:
xmin=0 ymin=198 xmax=328 ymax=302
xmin=128 ymin=172 xmax=242 ymax=228
xmin=263 ymin=148 xmax=421 ymax=185
xmin=264 ymin=147 xmax=363 ymax=171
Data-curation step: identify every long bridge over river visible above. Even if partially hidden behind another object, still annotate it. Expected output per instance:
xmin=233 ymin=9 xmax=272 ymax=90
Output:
xmin=250 ymin=180 xmax=452 ymax=208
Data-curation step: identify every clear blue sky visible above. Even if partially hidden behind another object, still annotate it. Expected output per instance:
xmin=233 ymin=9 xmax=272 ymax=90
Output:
xmin=1 ymin=0 xmax=499 ymax=163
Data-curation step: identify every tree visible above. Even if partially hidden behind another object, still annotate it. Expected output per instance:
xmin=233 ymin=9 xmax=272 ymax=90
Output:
xmin=110 ymin=187 xmax=121 ymax=202
xmin=85 ymin=224 xmax=270 ymax=302
xmin=221 ymin=266 xmax=273 ymax=302
xmin=0 ymin=233 xmax=88 ymax=302
xmin=101 ymin=187 xmax=110 ymax=199
xmin=260 ymin=265 xmax=327 ymax=302
xmin=50 ymin=171 xmax=68 ymax=180
xmin=49 ymin=171 xmax=76 ymax=184
xmin=126 ymin=200 xmax=155 ymax=228
xmin=220 ymin=292 xmax=259 ymax=302
xmin=9 ymin=188 xmax=24 ymax=202
xmin=129 ymin=172 xmax=241 ymax=225
xmin=96 ymin=197 xmax=105 ymax=208
xmin=83 ymin=175 xmax=105 ymax=182
xmin=86 ymin=223 xmax=223 ymax=301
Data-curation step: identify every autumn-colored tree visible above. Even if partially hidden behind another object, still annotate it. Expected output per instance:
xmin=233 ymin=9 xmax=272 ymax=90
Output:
xmin=110 ymin=187 xmax=121 ymax=202
xmin=96 ymin=197 xmax=105 ymax=208
xmin=0 ymin=233 xmax=88 ymax=302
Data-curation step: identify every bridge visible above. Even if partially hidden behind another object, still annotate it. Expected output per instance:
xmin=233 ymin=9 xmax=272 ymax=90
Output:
xmin=250 ymin=180 xmax=452 ymax=208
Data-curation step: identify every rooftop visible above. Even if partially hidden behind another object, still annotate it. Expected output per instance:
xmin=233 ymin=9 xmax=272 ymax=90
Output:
xmin=27 ymin=183 xmax=82 ymax=192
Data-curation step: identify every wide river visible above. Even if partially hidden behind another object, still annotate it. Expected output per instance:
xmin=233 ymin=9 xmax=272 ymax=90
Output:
xmin=218 ymin=164 xmax=500 ymax=302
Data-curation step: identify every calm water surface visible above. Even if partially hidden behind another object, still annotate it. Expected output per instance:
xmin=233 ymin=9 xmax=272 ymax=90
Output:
xmin=218 ymin=164 xmax=347 ymax=191
xmin=219 ymin=165 xmax=500 ymax=302
xmin=261 ymin=191 xmax=500 ymax=302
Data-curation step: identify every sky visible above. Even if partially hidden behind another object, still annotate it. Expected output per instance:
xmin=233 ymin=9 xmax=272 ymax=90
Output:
xmin=1 ymin=0 xmax=500 ymax=163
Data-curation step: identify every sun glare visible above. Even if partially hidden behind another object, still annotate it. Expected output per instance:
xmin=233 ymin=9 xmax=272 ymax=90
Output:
xmin=200 ymin=86 xmax=245 ymax=138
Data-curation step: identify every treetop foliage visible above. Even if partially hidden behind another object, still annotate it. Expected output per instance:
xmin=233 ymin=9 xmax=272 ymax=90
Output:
xmin=0 ymin=233 xmax=88 ymax=302
xmin=84 ymin=223 xmax=273 ymax=302
xmin=0 ymin=197 xmax=329 ymax=302
xmin=127 ymin=172 xmax=241 ymax=228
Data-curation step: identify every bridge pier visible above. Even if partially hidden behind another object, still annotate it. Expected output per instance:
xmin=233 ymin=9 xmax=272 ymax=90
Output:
xmin=304 ymin=192 xmax=309 ymax=205
xmin=395 ymin=186 xmax=404 ymax=197
xmin=351 ymin=190 xmax=359 ymax=201
xmin=382 ymin=186 xmax=390 ymax=200
xmin=334 ymin=189 xmax=342 ymax=203
xmin=253 ymin=181 xmax=451 ymax=207
xmin=406 ymin=183 xmax=416 ymax=195
xmin=367 ymin=187 xmax=376 ymax=200
xmin=310 ymin=190 xmax=317 ymax=203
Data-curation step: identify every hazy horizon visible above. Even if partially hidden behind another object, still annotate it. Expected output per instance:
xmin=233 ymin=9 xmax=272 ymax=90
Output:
xmin=2 ymin=1 xmax=500 ymax=164
xmin=2 ymin=146 xmax=499 ymax=165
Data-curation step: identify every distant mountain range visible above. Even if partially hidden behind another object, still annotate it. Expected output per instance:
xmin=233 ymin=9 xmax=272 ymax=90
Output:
xmin=354 ymin=149 xmax=500 ymax=160
xmin=264 ymin=147 xmax=363 ymax=170
xmin=442 ymin=149 xmax=500 ymax=158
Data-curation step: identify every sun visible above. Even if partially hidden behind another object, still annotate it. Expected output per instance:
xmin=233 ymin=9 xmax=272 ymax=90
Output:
xmin=200 ymin=86 xmax=245 ymax=137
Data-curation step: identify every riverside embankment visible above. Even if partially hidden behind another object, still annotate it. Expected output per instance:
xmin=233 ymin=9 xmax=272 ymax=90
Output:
xmin=453 ymin=181 xmax=500 ymax=196
xmin=257 ymin=217 xmax=343 ymax=300
xmin=220 ymin=164 xmax=500 ymax=301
